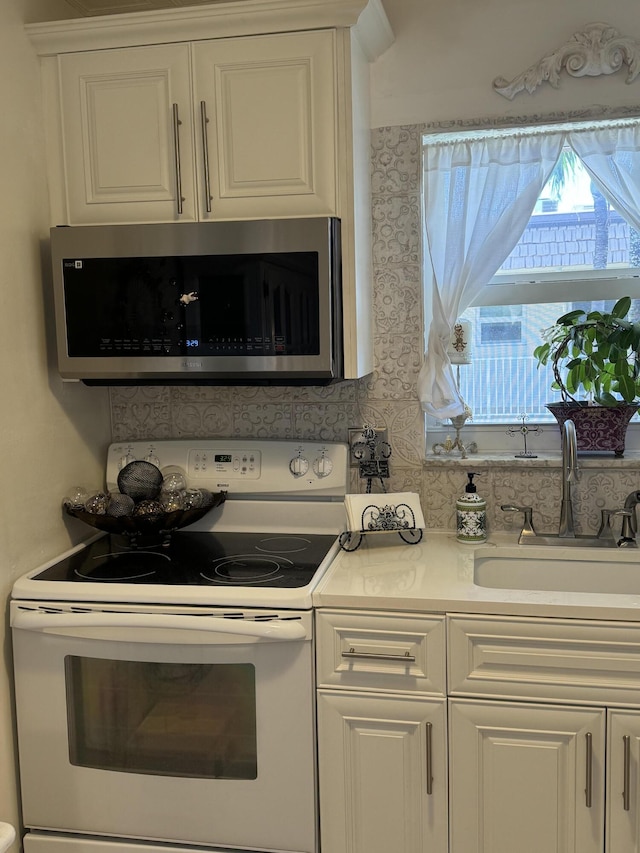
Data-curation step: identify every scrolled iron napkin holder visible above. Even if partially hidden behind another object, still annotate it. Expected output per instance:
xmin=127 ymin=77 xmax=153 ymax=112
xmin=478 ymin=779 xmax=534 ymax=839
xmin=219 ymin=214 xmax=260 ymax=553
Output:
xmin=339 ymin=493 xmax=424 ymax=552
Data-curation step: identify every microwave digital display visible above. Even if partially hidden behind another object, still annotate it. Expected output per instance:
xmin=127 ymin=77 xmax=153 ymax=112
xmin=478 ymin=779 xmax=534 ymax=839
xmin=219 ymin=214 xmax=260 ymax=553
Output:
xmin=62 ymin=252 xmax=320 ymax=359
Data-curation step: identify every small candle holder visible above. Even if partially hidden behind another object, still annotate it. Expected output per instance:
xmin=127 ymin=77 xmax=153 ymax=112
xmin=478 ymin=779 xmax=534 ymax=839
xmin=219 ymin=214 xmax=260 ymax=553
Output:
xmin=432 ymin=403 xmax=477 ymax=459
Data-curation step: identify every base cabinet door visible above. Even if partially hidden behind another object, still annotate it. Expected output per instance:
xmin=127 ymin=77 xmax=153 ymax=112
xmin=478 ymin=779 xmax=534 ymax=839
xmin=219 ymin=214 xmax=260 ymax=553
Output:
xmin=449 ymin=699 xmax=605 ymax=853
xmin=317 ymin=690 xmax=448 ymax=853
xmin=607 ymin=710 xmax=640 ymax=853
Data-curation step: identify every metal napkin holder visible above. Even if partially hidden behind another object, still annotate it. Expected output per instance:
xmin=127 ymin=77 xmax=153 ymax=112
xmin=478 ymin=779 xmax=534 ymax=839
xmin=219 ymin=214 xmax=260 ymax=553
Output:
xmin=339 ymin=499 xmax=423 ymax=552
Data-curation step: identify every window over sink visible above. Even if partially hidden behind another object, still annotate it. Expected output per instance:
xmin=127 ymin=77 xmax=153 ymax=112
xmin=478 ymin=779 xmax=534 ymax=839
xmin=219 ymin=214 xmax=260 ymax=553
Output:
xmin=420 ymin=117 xmax=640 ymax=450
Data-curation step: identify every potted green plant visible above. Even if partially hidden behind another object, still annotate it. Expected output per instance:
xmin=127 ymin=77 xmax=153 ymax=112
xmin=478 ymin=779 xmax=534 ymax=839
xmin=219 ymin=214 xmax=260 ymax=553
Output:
xmin=534 ymin=296 xmax=640 ymax=456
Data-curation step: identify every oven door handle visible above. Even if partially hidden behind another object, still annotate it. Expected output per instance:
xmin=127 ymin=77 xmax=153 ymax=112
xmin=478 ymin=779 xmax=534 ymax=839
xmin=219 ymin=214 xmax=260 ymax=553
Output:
xmin=11 ymin=610 xmax=308 ymax=642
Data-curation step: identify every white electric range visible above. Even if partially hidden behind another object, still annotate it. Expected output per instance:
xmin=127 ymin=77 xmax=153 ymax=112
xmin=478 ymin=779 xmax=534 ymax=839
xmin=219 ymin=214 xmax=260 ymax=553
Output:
xmin=11 ymin=439 xmax=348 ymax=853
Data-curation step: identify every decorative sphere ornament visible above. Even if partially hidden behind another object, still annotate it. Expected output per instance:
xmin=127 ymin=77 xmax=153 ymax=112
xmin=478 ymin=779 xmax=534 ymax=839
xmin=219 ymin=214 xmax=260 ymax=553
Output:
xmin=117 ymin=461 xmax=163 ymax=502
xmin=85 ymin=491 xmax=110 ymax=515
xmin=62 ymin=486 xmax=89 ymax=510
xmin=160 ymin=490 xmax=184 ymax=512
xmin=199 ymin=488 xmax=215 ymax=508
xmin=132 ymin=499 xmax=164 ymax=518
xmin=107 ymin=493 xmax=135 ymax=517
xmin=161 ymin=466 xmax=187 ymax=492
xmin=182 ymin=488 xmax=204 ymax=509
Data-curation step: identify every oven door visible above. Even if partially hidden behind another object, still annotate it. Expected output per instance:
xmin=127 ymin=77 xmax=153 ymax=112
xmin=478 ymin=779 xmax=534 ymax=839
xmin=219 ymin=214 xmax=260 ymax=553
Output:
xmin=11 ymin=602 xmax=317 ymax=853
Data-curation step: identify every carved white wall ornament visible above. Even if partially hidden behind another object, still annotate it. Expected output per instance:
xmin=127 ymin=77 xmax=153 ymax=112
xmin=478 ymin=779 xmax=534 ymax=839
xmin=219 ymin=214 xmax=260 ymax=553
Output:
xmin=493 ymin=22 xmax=640 ymax=100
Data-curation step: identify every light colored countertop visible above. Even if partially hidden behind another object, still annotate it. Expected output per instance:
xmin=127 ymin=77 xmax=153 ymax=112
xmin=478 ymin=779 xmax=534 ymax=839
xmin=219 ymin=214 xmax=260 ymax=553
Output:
xmin=313 ymin=531 xmax=640 ymax=621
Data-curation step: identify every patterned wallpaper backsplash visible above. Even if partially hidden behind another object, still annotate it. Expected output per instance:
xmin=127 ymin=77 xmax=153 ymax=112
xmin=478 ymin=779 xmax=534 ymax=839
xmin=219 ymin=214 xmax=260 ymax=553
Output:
xmin=110 ymin=123 xmax=640 ymax=533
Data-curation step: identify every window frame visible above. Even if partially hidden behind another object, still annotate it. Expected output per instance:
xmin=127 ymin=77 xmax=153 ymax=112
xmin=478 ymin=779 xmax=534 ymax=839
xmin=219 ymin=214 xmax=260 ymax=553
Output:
xmin=421 ymin=107 xmax=640 ymax=454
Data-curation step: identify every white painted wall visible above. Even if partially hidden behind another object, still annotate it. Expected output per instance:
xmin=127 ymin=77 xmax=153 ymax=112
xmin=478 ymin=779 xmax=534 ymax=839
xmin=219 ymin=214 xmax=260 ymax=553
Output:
xmin=0 ymin=0 xmax=111 ymax=844
xmin=371 ymin=0 xmax=640 ymax=127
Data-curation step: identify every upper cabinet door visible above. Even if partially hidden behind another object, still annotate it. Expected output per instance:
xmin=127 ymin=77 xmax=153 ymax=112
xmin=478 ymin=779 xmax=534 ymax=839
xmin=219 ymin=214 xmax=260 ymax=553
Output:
xmin=59 ymin=44 xmax=196 ymax=224
xmin=192 ymin=30 xmax=337 ymax=220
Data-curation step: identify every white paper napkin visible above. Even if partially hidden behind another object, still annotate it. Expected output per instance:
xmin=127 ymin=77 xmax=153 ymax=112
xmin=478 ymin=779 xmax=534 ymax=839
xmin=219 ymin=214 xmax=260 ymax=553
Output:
xmin=344 ymin=492 xmax=425 ymax=533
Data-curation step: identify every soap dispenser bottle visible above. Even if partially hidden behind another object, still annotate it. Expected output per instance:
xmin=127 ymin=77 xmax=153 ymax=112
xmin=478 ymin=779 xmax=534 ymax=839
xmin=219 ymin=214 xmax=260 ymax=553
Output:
xmin=456 ymin=472 xmax=487 ymax=543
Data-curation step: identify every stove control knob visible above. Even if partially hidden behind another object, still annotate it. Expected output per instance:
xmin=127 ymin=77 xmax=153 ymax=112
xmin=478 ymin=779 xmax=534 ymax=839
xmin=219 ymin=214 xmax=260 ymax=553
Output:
xmin=289 ymin=454 xmax=309 ymax=477
xmin=313 ymin=454 xmax=333 ymax=478
xmin=119 ymin=447 xmax=136 ymax=469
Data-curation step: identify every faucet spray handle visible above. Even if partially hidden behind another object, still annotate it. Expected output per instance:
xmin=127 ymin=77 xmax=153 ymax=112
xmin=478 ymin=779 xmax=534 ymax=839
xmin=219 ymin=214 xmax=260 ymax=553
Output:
xmin=598 ymin=508 xmax=637 ymax=547
xmin=501 ymin=504 xmax=536 ymax=538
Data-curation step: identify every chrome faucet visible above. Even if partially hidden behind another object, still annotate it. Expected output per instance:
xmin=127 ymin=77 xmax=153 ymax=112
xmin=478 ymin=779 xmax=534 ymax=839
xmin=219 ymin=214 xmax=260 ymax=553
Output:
xmin=558 ymin=419 xmax=578 ymax=538
xmin=500 ymin=417 xmax=634 ymax=547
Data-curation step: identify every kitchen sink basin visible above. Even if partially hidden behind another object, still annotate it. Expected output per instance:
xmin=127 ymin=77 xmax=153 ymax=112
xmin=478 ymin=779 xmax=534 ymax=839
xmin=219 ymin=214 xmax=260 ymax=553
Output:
xmin=473 ymin=550 xmax=640 ymax=595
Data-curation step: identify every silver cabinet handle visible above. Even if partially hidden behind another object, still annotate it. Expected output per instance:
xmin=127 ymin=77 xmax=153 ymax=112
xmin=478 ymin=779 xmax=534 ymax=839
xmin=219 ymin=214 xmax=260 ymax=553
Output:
xmin=341 ymin=648 xmax=416 ymax=662
xmin=623 ymin=734 xmax=631 ymax=811
xmin=585 ymin=732 xmax=593 ymax=808
xmin=200 ymin=100 xmax=212 ymax=214
xmin=172 ymin=103 xmax=184 ymax=215
xmin=426 ymin=721 xmax=433 ymax=795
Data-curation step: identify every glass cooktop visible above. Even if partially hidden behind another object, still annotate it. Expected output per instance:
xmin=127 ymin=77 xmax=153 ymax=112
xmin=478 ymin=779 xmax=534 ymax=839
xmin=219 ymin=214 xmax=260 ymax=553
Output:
xmin=32 ymin=531 xmax=338 ymax=588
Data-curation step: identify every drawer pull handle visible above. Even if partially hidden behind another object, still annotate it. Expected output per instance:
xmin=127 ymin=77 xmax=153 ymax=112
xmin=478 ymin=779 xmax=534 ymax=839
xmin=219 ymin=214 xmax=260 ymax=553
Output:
xmin=623 ymin=734 xmax=631 ymax=812
xmin=585 ymin=732 xmax=593 ymax=808
xmin=342 ymin=648 xmax=416 ymax=663
xmin=426 ymin=721 xmax=433 ymax=795
xmin=172 ymin=103 xmax=184 ymax=215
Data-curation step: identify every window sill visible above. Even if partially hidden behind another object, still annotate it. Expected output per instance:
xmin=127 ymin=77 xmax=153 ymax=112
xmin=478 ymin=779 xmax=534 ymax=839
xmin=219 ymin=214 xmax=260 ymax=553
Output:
xmin=424 ymin=451 xmax=640 ymax=469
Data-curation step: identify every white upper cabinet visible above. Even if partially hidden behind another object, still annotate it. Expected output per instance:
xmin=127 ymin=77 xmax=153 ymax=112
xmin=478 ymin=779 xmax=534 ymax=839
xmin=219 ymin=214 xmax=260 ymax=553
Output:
xmin=55 ymin=30 xmax=336 ymax=224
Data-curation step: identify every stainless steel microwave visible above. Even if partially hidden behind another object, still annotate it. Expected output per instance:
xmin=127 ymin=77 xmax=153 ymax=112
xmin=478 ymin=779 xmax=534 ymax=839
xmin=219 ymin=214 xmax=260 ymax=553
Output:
xmin=50 ymin=218 xmax=343 ymax=385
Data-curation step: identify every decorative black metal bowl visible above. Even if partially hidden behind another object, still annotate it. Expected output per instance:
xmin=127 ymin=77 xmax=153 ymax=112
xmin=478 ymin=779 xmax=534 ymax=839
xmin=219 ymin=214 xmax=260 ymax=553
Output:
xmin=64 ymin=491 xmax=227 ymax=539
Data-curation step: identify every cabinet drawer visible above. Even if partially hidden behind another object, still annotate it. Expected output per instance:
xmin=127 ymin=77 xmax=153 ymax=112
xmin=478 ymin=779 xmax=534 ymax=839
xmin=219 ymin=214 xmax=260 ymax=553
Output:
xmin=316 ymin=609 xmax=446 ymax=694
xmin=449 ymin=614 xmax=640 ymax=705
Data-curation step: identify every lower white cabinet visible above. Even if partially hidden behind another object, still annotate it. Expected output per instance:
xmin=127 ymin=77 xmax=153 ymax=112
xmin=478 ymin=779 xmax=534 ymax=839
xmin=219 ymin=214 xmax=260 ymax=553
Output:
xmin=317 ymin=691 xmax=448 ymax=853
xmin=316 ymin=609 xmax=640 ymax=853
xmin=449 ymin=615 xmax=640 ymax=853
xmin=316 ymin=609 xmax=447 ymax=853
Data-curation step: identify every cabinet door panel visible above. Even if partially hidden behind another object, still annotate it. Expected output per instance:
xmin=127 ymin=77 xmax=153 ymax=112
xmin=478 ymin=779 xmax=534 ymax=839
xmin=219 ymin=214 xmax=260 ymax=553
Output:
xmin=449 ymin=699 xmax=604 ymax=853
xmin=193 ymin=30 xmax=336 ymax=219
xmin=317 ymin=690 xmax=447 ymax=853
xmin=60 ymin=44 xmax=195 ymax=223
xmin=608 ymin=710 xmax=640 ymax=853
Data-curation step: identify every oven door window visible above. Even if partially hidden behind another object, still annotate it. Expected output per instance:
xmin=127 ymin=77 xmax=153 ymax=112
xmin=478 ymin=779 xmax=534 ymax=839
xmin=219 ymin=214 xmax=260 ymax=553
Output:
xmin=65 ymin=656 xmax=257 ymax=779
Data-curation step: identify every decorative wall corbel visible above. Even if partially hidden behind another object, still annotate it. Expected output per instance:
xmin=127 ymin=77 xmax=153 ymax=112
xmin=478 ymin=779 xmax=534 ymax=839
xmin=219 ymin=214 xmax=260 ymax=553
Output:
xmin=493 ymin=22 xmax=640 ymax=100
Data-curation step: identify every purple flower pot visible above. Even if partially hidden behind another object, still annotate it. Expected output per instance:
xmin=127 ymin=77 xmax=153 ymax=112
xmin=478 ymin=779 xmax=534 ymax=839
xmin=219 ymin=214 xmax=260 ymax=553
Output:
xmin=547 ymin=402 xmax=639 ymax=457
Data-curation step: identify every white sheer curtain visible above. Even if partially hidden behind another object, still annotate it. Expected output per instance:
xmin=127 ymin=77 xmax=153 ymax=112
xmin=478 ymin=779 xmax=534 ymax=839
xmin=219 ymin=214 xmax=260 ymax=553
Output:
xmin=418 ymin=132 xmax=564 ymax=419
xmin=568 ymin=123 xmax=640 ymax=232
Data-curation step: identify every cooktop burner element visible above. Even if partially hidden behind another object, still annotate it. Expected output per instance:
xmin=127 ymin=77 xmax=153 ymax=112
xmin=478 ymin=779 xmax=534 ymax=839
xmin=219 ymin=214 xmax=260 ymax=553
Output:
xmin=32 ymin=531 xmax=338 ymax=589
xmin=204 ymin=554 xmax=293 ymax=585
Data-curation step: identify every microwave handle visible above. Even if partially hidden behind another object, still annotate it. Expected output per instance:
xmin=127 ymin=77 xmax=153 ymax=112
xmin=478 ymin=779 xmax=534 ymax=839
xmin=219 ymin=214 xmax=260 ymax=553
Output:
xmin=11 ymin=610 xmax=307 ymax=643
